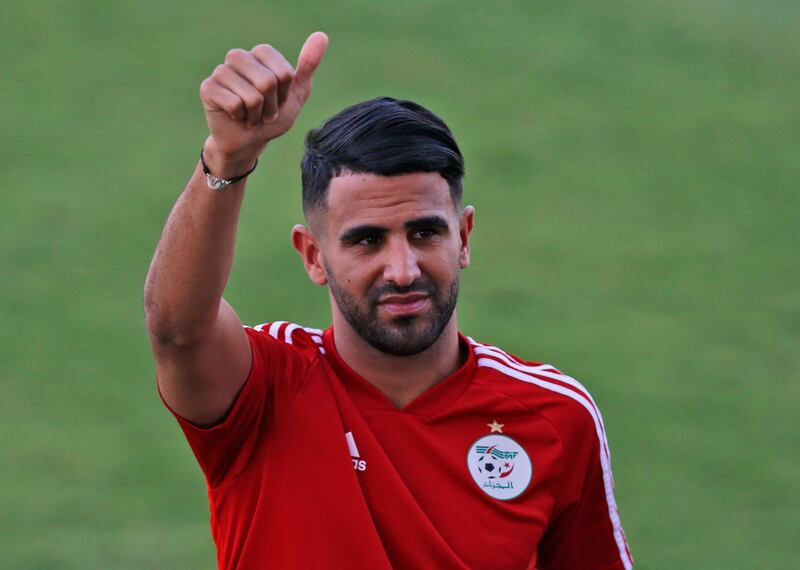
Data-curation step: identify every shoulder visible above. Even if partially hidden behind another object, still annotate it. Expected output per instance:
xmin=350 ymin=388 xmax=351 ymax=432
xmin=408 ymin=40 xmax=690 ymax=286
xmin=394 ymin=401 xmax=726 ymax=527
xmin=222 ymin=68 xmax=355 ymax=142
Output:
xmin=245 ymin=320 xmax=326 ymax=359
xmin=468 ymin=337 xmax=604 ymax=444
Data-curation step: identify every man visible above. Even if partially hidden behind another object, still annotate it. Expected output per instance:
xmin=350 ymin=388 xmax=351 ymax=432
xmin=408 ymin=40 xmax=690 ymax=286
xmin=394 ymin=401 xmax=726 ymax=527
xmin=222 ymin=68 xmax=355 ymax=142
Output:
xmin=144 ymin=32 xmax=633 ymax=569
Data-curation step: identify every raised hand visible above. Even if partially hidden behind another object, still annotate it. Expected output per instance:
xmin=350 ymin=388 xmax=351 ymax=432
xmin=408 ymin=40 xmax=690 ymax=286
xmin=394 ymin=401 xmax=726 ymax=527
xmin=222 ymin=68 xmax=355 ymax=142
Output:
xmin=199 ymin=32 xmax=328 ymax=176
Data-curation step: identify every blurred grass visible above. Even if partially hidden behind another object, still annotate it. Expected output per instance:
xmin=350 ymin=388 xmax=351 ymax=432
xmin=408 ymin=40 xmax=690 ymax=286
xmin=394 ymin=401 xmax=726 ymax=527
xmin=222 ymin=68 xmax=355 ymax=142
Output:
xmin=1 ymin=0 xmax=798 ymax=568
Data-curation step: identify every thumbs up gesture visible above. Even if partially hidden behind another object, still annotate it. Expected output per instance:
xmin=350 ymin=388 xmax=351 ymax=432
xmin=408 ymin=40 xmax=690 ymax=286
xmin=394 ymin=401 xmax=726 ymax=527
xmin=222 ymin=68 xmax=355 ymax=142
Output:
xmin=199 ymin=32 xmax=328 ymax=176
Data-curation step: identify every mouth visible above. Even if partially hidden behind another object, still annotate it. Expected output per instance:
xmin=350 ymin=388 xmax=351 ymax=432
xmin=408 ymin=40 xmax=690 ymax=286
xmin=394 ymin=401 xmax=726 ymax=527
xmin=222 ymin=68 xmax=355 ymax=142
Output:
xmin=377 ymin=293 xmax=431 ymax=316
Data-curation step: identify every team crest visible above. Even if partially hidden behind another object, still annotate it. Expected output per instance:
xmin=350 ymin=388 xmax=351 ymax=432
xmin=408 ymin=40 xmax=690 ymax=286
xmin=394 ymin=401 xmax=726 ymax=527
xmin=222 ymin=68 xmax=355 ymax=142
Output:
xmin=467 ymin=434 xmax=532 ymax=500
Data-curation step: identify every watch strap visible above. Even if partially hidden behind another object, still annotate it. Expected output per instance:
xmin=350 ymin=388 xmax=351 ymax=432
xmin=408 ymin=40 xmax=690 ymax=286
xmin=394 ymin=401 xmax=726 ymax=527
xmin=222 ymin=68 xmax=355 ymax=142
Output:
xmin=200 ymin=150 xmax=258 ymax=190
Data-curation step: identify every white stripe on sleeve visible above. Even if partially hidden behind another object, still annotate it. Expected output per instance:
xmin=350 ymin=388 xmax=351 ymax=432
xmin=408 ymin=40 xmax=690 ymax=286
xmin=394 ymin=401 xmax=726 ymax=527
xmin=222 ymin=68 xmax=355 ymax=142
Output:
xmin=476 ymin=355 xmax=632 ymax=570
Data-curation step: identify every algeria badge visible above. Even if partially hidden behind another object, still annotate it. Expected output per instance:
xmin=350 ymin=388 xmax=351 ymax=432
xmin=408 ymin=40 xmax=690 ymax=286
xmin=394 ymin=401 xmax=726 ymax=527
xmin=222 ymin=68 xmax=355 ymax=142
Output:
xmin=467 ymin=424 xmax=532 ymax=500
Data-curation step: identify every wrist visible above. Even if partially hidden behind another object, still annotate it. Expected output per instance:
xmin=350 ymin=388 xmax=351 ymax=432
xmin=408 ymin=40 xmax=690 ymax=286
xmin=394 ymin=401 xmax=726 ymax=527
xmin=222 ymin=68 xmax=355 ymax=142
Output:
xmin=202 ymin=137 xmax=264 ymax=180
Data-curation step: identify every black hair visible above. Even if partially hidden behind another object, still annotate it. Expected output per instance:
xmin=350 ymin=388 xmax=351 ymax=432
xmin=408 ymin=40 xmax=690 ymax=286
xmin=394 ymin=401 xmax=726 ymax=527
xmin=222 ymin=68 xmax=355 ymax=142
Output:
xmin=301 ymin=96 xmax=464 ymax=214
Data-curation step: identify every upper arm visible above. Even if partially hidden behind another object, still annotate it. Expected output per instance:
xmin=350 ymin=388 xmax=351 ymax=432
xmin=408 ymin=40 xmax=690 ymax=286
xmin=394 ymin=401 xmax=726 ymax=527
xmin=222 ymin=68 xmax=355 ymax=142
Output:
xmin=150 ymin=298 xmax=252 ymax=427
xmin=537 ymin=406 xmax=633 ymax=570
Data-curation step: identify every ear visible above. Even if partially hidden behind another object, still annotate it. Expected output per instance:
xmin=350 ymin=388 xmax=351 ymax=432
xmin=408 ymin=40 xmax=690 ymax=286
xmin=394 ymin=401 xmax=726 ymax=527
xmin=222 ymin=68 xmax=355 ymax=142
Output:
xmin=291 ymin=224 xmax=328 ymax=285
xmin=458 ymin=206 xmax=475 ymax=269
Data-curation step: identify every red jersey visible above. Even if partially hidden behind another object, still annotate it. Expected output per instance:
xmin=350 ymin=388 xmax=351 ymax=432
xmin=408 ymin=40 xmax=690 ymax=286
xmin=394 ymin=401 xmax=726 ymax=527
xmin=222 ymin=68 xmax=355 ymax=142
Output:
xmin=163 ymin=321 xmax=633 ymax=569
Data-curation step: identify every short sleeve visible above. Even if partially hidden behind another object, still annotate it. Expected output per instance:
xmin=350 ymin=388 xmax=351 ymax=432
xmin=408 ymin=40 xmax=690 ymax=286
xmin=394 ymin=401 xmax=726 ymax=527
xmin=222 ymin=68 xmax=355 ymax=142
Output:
xmin=162 ymin=322 xmax=321 ymax=487
xmin=537 ymin=431 xmax=633 ymax=570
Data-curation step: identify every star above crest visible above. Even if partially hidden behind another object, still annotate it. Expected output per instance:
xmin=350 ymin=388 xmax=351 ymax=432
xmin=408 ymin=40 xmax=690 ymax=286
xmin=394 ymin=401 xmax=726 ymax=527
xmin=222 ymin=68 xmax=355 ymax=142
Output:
xmin=487 ymin=420 xmax=505 ymax=433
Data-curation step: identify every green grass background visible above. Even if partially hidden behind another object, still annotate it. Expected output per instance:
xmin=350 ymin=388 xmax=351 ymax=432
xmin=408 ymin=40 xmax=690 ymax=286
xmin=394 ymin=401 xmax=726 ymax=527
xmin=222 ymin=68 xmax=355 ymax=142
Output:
xmin=2 ymin=0 xmax=798 ymax=568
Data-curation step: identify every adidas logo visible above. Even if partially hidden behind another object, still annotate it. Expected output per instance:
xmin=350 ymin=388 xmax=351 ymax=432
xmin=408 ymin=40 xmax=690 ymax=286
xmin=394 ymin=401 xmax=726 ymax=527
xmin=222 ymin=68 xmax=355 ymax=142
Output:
xmin=345 ymin=431 xmax=367 ymax=472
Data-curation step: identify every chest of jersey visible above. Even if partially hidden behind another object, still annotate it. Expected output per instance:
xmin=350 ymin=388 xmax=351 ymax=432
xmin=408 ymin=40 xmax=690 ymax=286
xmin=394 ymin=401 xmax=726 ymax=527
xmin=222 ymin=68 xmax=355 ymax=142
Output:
xmin=173 ymin=325 xmax=630 ymax=569
xmin=323 ymin=362 xmax=564 ymax=569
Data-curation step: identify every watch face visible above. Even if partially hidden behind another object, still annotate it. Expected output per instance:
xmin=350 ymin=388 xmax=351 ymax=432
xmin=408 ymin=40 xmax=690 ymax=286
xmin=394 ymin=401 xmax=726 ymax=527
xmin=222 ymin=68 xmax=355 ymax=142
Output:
xmin=206 ymin=173 xmax=229 ymax=191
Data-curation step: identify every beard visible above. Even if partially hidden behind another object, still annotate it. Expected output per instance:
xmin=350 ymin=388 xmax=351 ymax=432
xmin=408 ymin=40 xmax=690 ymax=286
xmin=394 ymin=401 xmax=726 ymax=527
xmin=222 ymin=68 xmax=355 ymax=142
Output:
xmin=325 ymin=262 xmax=460 ymax=357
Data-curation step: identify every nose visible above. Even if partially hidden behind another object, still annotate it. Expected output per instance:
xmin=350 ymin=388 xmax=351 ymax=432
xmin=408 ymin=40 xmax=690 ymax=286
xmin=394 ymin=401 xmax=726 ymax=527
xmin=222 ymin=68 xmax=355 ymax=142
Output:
xmin=382 ymin=238 xmax=422 ymax=287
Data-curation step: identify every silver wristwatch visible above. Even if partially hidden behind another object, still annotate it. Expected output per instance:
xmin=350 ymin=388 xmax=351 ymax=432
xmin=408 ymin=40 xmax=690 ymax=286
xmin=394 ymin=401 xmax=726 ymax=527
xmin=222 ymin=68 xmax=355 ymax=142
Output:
xmin=200 ymin=150 xmax=258 ymax=191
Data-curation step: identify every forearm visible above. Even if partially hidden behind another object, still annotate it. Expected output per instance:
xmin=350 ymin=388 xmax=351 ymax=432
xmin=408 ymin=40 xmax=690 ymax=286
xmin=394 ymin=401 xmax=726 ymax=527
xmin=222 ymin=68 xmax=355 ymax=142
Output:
xmin=144 ymin=140 xmax=260 ymax=345
xmin=144 ymin=35 xmax=327 ymax=347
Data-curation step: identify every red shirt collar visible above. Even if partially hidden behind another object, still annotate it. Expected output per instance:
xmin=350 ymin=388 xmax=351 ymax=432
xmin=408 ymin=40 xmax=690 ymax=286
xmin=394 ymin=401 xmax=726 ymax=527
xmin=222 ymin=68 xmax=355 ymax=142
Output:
xmin=321 ymin=327 xmax=477 ymax=418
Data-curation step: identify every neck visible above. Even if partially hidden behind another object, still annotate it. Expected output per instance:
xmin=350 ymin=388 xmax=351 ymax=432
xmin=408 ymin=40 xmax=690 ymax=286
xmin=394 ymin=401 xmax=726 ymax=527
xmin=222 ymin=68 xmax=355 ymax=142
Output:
xmin=332 ymin=314 xmax=462 ymax=409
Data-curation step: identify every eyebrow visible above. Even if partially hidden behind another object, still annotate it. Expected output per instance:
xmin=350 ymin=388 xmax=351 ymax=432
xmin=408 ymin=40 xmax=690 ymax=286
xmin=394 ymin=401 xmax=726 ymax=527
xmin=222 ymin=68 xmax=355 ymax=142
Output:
xmin=339 ymin=224 xmax=386 ymax=244
xmin=339 ymin=216 xmax=450 ymax=243
xmin=404 ymin=215 xmax=450 ymax=233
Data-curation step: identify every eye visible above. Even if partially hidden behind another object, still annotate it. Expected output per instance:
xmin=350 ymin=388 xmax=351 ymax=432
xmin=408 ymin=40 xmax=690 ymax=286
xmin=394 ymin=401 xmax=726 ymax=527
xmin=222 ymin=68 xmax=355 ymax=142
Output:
xmin=412 ymin=228 xmax=439 ymax=240
xmin=357 ymin=234 xmax=383 ymax=247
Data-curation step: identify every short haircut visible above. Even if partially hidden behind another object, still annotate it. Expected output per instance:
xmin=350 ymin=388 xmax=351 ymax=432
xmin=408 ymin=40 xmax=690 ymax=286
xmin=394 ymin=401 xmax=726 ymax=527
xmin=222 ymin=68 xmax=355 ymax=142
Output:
xmin=301 ymin=97 xmax=464 ymax=215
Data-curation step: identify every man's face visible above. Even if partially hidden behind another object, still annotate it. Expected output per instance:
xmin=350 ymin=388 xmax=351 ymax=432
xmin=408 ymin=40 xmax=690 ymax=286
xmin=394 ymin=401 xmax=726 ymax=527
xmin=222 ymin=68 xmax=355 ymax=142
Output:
xmin=312 ymin=172 xmax=472 ymax=356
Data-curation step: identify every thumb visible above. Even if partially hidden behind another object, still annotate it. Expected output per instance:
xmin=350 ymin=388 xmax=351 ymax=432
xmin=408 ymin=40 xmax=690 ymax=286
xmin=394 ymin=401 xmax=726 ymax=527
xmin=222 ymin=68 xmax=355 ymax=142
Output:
xmin=293 ymin=32 xmax=329 ymax=92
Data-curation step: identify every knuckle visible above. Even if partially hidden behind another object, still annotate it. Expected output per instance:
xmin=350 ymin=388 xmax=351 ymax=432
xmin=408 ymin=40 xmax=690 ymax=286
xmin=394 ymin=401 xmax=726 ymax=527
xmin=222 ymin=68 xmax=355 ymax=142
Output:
xmin=252 ymin=43 xmax=274 ymax=55
xmin=221 ymin=98 xmax=239 ymax=114
xmin=275 ymin=69 xmax=293 ymax=84
xmin=225 ymin=101 xmax=243 ymax=115
xmin=225 ymin=48 xmax=246 ymax=63
xmin=254 ymin=74 xmax=277 ymax=94
xmin=243 ymin=92 xmax=264 ymax=109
